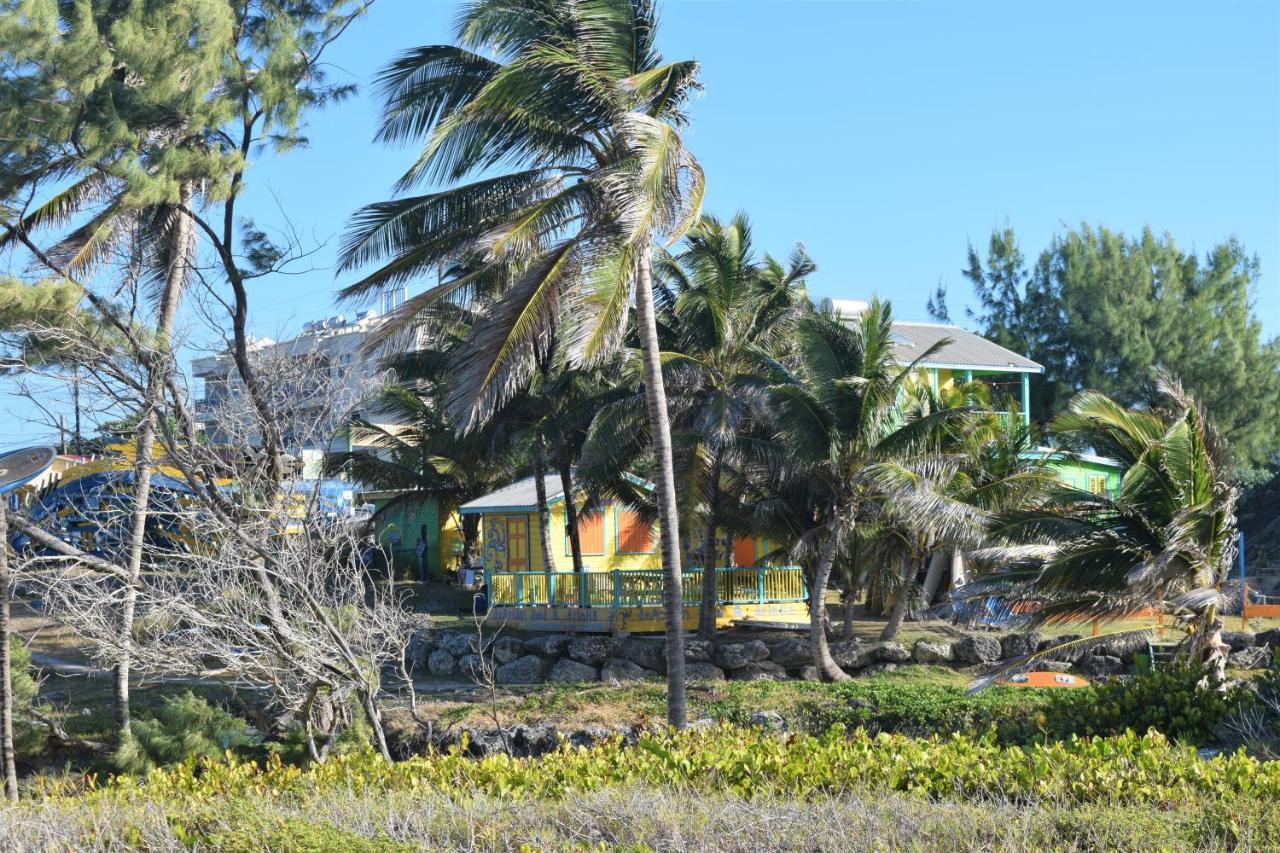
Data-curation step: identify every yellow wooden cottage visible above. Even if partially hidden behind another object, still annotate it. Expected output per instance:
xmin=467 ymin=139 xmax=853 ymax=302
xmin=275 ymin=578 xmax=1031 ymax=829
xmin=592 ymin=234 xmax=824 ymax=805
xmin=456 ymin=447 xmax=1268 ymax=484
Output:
xmin=459 ymin=474 xmax=808 ymax=633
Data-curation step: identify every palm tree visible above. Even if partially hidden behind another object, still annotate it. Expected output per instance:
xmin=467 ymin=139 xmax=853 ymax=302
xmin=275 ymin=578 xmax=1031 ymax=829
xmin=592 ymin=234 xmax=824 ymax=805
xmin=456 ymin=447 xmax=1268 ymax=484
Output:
xmin=970 ymin=377 xmax=1239 ymax=686
xmin=651 ymin=213 xmax=812 ymax=638
xmin=339 ymin=0 xmax=703 ymax=726
xmin=768 ymin=300 xmax=967 ymax=679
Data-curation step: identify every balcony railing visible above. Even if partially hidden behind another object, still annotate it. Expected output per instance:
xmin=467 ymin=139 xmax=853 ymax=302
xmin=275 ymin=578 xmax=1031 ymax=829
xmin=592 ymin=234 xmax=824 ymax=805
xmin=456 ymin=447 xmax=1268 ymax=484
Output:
xmin=487 ymin=566 xmax=808 ymax=609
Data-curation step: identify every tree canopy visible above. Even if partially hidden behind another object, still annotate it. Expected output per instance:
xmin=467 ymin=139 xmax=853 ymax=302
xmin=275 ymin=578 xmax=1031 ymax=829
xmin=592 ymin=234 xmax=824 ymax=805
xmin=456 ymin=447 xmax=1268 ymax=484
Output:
xmin=960 ymin=225 xmax=1280 ymax=466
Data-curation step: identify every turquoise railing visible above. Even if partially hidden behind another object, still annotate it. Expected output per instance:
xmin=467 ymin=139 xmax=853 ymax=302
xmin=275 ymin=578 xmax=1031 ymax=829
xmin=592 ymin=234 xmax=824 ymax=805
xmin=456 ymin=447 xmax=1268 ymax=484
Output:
xmin=486 ymin=566 xmax=807 ymax=609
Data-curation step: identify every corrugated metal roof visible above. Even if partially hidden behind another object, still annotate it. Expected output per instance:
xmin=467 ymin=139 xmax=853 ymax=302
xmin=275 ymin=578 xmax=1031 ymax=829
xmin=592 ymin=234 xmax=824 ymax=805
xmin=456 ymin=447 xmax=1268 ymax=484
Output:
xmin=458 ymin=473 xmax=564 ymax=514
xmin=889 ymin=322 xmax=1042 ymax=373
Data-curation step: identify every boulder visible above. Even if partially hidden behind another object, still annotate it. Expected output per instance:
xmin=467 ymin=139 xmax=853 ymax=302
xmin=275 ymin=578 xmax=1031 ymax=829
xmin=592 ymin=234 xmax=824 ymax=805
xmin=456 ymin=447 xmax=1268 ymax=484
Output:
xmin=954 ymin=635 xmax=1002 ymax=664
xmin=684 ymin=662 xmax=726 ymax=682
xmin=456 ymin=727 xmax=507 ymax=757
xmin=1255 ymin=628 xmax=1280 ymax=649
xmin=621 ymin=638 xmax=666 ymax=673
xmin=748 ymin=710 xmax=787 ymax=732
xmin=829 ymin=640 xmax=874 ymax=670
xmin=1001 ymin=632 xmax=1043 ymax=661
xmin=766 ymin=637 xmax=811 ymax=668
xmin=508 ymin=724 xmax=558 ymax=757
xmin=1229 ymin=646 xmax=1272 ymax=670
xmin=873 ymin=642 xmax=911 ymax=663
xmin=406 ymin=629 xmax=436 ymax=665
xmin=457 ymin=654 xmax=483 ymax=680
xmin=495 ymin=655 xmax=550 ymax=685
xmin=1043 ymin=634 xmax=1085 ymax=662
xmin=547 ymin=658 xmax=600 ymax=683
xmin=792 ymin=665 xmax=820 ymax=681
xmin=567 ymin=636 xmax=621 ymax=666
xmin=1038 ymin=660 xmax=1073 ymax=672
xmin=715 ymin=643 xmax=759 ymax=670
xmin=1222 ymin=631 xmax=1256 ymax=652
xmin=912 ymin=640 xmax=954 ymax=664
xmin=743 ymin=640 xmax=771 ymax=662
xmin=684 ymin=639 xmax=715 ymax=663
xmin=1078 ymin=654 xmax=1125 ymax=678
xmin=1090 ymin=634 xmax=1146 ymax=662
xmin=491 ymin=636 xmax=527 ymax=665
xmin=524 ymin=634 xmax=572 ymax=657
xmin=426 ymin=649 xmax=457 ymax=677
xmin=567 ymin=726 xmax=613 ymax=748
xmin=861 ymin=663 xmax=899 ymax=676
xmin=601 ymin=657 xmax=659 ymax=683
xmin=437 ymin=631 xmax=475 ymax=657
xmin=729 ymin=660 xmax=788 ymax=681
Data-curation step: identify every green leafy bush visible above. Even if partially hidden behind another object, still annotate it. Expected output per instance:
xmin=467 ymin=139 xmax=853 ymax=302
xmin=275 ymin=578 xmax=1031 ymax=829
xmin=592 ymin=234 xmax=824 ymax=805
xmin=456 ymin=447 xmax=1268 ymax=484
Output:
xmin=114 ymin=691 xmax=257 ymax=775
xmin=794 ymin=665 xmax=1248 ymax=745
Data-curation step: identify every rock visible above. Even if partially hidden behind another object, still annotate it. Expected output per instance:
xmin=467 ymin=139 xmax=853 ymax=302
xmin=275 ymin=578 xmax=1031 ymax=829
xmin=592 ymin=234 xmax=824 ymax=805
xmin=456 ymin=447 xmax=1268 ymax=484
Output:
xmin=861 ymin=663 xmax=898 ymax=676
xmin=1078 ymin=654 xmax=1125 ymax=678
xmin=715 ymin=643 xmax=757 ymax=670
xmin=508 ymin=724 xmax=558 ymax=757
xmin=1043 ymin=634 xmax=1085 ymax=662
xmin=1090 ymin=634 xmax=1147 ymax=662
xmin=748 ymin=710 xmax=787 ymax=731
xmin=954 ymin=635 xmax=1002 ymax=664
xmin=729 ymin=660 xmax=788 ymax=681
xmin=523 ymin=634 xmax=572 ymax=657
xmin=766 ymin=637 xmax=811 ymax=668
xmin=873 ymin=642 xmax=911 ymax=663
xmin=684 ymin=640 xmax=714 ymax=663
xmin=1222 ymin=631 xmax=1256 ymax=652
xmin=688 ymin=718 xmax=717 ymax=731
xmin=491 ymin=636 xmax=526 ymax=665
xmin=457 ymin=653 xmax=483 ymax=680
xmin=426 ymin=649 xmax=456 ymax=676
xmin=437 ymin=631 xmax=475 ymax=657
xmin=547 ymin=658 xmax=600 ymax=683
xmin=406 ymin=629 xmax=436 ymax=665
xmin=622 ymin=638 xmax=666 ymax=673
xmin=495 ymin=655 xmax=551 ymax=685
xmin=1001 ymin=632 xmax=1043 ymax=661
xmin=912 ymin=640 xmax=954 ymax=664
xmin=1229 ymin=646 xmax=1272 ymax=670
xmin=830 ymin=640 xmax=874 ymax=670
xmin=1038 ymin=660 xmax=1073 ymax=672
xmin=792 ymin=665 xmax=820 ymax=681
xmin=601 ymin=657 xmax=659 ymax=683
xmin=567 ymin=636 xmax=621 ymax=665
xmin=567 ymin=725 xmax=612 ymax=748
xmin=457 ymin=727 xmax=507 ymax=757
xmin=1255 ymin=628 xmax=1280 ymax=649
xmin=684 ymin=662 xmax=726 ymax=682
xmin=743 ymin=640 xmax=771 ymax=662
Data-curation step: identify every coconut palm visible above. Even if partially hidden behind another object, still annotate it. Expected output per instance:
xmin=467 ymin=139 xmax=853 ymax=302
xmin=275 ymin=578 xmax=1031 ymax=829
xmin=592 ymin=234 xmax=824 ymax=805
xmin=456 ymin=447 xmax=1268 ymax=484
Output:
xmin=767 ymin=300 xmax=971 ymax=680
xmin=969 ymin=377 xmax=1240 ymax=687
xmin=339 ymin=0 xmax=703 ymax=725
xmin=652 ymin=213 xmax=812 ymax=638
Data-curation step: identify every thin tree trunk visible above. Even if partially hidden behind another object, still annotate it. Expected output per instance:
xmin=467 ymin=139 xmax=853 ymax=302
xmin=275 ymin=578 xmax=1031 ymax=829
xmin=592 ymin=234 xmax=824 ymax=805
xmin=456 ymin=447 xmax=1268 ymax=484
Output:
xmin=1 ymin=505 xmax=18 ymax=801
xmin=359 ymin=688 xmax=393 ymax=763
xmin=116 ymin=181 xmax=193 ymax=735
xmin=880 ymin=554 xmax=920 ymax=641
xmin=810 ymin=521 xmax=850 ymax=682
xmin=531 ymin=442 xmax=555 ymax=579
xmin=841 ymin=581 xmax=856 ymax=641
xmin=557 ymin=458 xmax=584 ymax=574
xmin=634 ymin=247 xmax=687 ymax=727
xmin=698 ymin=454 xmax=722 ymax=640
xmin=72 ymin=370 xmax=82 ymax=456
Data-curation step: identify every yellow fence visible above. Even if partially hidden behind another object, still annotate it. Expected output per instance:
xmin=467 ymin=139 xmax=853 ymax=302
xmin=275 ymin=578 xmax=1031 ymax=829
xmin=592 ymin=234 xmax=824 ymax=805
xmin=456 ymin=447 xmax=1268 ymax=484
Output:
xmin=488 ymin=566 xmax=808 ymax=609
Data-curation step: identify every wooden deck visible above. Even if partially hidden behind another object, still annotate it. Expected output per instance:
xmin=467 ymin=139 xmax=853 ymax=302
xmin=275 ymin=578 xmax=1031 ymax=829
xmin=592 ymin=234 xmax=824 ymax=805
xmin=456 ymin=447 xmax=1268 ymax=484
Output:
xmin=485 ymin=566 xmax=809 ymax=634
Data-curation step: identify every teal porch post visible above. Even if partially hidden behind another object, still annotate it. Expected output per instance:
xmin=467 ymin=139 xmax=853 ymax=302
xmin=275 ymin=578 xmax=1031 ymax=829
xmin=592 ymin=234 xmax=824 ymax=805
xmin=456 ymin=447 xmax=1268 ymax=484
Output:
xmin=1020 ymin=373 xmax=1031 ymax=428
xmin=928 ymin=368 xmax=939 ymax=394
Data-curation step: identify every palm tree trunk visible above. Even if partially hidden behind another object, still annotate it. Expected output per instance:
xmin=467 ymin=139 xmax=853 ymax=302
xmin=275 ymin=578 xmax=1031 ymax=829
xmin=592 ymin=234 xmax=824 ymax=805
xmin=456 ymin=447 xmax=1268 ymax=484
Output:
xmin=880 ymin=554 xmax=920 ymax=641
xmin=116 ymin=181 xmax=193 ymax=735
xmin=697 ymin=454 xmax=722 ymax=640
xmin=810 ymin=522 xmax=850 ymax=682
xmin=557 ymin=458 xmax=584 ymax=574
xmin=634 ymin=246 xmax=687 ymax=727
xmin=0 ymin=505 xmax=18 ymax=802
xmin=531 ymin=442 xmax=555 ymax=580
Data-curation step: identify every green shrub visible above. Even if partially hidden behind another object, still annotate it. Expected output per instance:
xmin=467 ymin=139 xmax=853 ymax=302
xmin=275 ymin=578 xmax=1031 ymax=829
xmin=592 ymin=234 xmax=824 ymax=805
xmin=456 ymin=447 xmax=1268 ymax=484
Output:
xmin=794 ymin=665 xmax=1248 ymax=745
xmin=9 ymin=638 xmax=44 ymax=756
xmin=114 ymin=691 xmax=257 ymax=775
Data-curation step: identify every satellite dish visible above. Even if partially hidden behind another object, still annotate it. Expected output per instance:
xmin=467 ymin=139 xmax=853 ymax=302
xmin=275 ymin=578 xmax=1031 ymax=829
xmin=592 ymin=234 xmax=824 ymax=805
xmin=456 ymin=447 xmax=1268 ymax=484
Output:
xmin=0 ymin=446 xmax=57 ymax=496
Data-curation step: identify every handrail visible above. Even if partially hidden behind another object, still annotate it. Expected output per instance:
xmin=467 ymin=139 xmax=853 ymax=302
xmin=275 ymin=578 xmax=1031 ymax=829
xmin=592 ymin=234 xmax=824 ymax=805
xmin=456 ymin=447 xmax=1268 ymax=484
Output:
xmin=486 ymin=565 xmax=807 ymax=608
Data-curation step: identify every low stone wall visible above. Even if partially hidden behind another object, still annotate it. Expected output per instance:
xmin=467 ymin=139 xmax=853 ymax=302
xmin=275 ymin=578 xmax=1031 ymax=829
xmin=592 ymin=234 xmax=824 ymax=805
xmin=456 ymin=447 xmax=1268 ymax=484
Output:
xmin=411 ymin=627 xmax=1280 ymax=686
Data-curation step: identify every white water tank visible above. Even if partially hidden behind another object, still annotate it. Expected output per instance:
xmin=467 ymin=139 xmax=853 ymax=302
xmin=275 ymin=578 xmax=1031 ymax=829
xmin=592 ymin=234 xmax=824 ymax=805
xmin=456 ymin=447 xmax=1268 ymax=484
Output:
xmin=820 ymin=298 xmax=869 ymax=318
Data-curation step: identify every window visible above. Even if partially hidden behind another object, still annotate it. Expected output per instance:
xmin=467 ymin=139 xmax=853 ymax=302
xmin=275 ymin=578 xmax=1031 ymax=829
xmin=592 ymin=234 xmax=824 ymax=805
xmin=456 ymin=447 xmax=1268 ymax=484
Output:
xmin=733 ymin=536 xmax=756 ymax=568
xmin=505 ymin=516 xmax=528 ymax=570
xmin=616 ymin=509 xmax=655 ymax=554
xmin=1087 ymin=475 xmax=1108 ymax=495
xmin=567 ymin=511 xmax=605 ymax=556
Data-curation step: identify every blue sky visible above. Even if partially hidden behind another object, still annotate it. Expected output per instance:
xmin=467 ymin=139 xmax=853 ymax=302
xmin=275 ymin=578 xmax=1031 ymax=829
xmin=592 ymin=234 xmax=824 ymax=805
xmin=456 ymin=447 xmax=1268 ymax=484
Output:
xmin=235 ymin=0 xmax=1279 ymax=339
xmin=3 ymin=0 xmax=1278 ymax=443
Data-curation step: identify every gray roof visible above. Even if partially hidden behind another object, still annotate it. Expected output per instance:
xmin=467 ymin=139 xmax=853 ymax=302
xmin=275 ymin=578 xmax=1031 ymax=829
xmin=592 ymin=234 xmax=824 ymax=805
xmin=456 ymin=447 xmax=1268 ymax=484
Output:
xmin=889 ymin=322 xmax=1042 ymax=373
xmin=458 ymin=473 xmax=564 ymax=515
